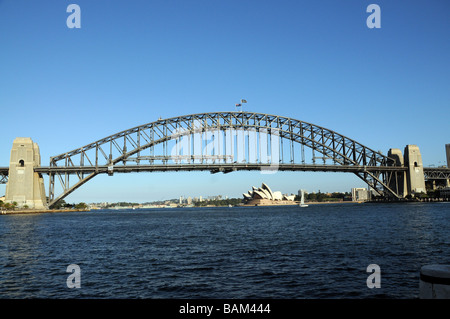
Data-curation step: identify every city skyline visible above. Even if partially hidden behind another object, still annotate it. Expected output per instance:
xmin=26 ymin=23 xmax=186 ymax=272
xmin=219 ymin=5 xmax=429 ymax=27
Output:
xmin=1 ymin=1 xmax=449 ymax=203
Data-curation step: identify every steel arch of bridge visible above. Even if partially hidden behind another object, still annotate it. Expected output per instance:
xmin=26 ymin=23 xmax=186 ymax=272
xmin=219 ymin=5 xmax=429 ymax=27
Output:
xmin=46 ymin=111 xmax=403 ymax=207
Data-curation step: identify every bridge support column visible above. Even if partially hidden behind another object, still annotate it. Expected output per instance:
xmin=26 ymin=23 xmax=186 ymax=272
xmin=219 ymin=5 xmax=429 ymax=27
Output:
xmin=404 ymin=144 xmax=426 ymax=197
xmin=5 ymin=138 xmax=48 ymax=210
xmin=387 ymin=148 xmax=407 ymax=198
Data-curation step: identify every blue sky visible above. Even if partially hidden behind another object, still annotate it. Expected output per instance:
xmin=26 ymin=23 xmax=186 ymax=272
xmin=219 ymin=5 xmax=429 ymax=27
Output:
xmin=1 ymin=0 xmax=449 ymax=203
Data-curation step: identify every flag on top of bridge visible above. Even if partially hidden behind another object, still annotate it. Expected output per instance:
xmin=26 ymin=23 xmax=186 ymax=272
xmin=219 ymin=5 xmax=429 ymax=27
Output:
xmin=241 ymin=99 xmax=247 ymax=103
xmin=235 ymin=103 xmax=241 ymax=107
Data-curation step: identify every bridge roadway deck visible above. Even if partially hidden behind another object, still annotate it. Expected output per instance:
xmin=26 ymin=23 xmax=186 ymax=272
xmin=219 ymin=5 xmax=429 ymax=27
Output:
xmin=2 ymin=165 xmax=450 ymax=176
xmin=38 ymin=164 xmax=407 ymax=173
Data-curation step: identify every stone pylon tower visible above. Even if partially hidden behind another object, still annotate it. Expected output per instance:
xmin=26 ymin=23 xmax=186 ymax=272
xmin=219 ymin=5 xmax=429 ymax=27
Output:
xmin=404 ymin=144 xmax=426 ymax=196
xmin=5 ymin=138 xmax=47 ymax=209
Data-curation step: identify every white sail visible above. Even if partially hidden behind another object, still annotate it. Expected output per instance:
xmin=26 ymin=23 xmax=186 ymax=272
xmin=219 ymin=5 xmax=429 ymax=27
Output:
xmin=299 ymin=189 xmax=308 ymax=207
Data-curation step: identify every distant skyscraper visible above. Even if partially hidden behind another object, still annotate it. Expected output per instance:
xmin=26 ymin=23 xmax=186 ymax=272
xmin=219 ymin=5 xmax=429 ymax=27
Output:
xmin=446 ymin=144 xmax=450 ymax=168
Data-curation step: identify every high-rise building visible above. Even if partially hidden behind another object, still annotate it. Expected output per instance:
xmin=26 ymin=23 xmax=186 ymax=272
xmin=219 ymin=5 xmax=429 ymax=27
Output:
xmin=446 ymin=144 xmax=450 ymax=168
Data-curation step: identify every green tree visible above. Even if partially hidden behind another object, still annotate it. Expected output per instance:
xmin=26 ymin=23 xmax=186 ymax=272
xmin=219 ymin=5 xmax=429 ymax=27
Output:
xmin=52 ymin=199 xmax=68 ymax=209
xmin=75 ymin=202 xmax=88 ymax=210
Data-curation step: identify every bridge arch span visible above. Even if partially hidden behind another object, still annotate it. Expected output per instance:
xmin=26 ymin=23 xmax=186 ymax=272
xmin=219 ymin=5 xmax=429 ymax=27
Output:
xmin=47 ymin=111 xmax=399 ymax=207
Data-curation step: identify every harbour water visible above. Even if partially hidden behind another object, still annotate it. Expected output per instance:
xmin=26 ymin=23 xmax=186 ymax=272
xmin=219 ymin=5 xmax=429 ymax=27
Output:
xmin=0 ymin=202 xmax=449 ymax=299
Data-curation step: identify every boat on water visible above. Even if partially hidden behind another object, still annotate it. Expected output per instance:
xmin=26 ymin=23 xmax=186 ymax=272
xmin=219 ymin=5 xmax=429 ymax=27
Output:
xmin=299 ymin=189 xmax=308 ymax=208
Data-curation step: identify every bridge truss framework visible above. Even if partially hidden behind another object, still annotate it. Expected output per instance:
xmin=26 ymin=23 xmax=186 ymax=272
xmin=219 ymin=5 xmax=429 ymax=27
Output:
xmin=1 ymin=112 xmax=448 ymax=207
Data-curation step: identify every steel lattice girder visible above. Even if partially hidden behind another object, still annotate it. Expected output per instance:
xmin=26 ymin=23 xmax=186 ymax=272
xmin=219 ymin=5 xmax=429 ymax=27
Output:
xmin=46 ymin=112 xmax=403 ymax=207
xmin=423 ymin=167 xmax=450 ymax=179
xmin=0 ymin=168 xmax=8 ymax=184
xmin=50 ymin=112 xmax=390 ymax=166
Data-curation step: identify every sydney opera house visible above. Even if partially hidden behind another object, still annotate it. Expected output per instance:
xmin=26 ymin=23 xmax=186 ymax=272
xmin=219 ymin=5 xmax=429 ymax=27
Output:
xmin=242 ymin=183 xmax=296 ymax=206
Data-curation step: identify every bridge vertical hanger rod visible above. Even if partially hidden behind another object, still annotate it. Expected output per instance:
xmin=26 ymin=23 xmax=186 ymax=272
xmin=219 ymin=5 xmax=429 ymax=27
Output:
xmin=205 ymin=125 xmax=207 ymax=163
xmin=80 ymin=149 xmax=84 ymax=179
xmin=322 ymin=129 xmax=326 ymax=164
xmin=202 ymin=125 xmax=204 ymax=164
xmin=223 ymin=127 xmax=227 ymax=164
xmin=235 ymin=127 xmax=239 ymax=163
xmin=175 ymin=122 xmax=178 ymax=163
xmin=188 ymin=126 xmax=192 ymax=164
xmin=108 ymin=140 xmax=112 ymax=164
xmin=311 ymin=128 xmax=315 ymax=165
xmin=65 ymin=155 xmax=69 ymax=193
xmin=95 ymin=144 xmax=99 ymax=168
xmin=123 ymin=135 xmax=126 ymax=165
xmin=218 ymin=125 xmax=222 ymax=164
xmin=247 ymin=126 xmax=251 ymax=164
xmin=332 ymin=132 xmax=336 ymax=164
xmin=137 ymin=128 xmax=141 ymax=165
xmin=254 ymin=127 xmax=257 ymax=164
xmin=291 ymin=137 xmax=294 ymax=164
xmin=300 ymin=123 xmax=305 ymax=164
xmin=243 ymin=127 xmax=246 ymax=163
xmin=302 ymin=144 xmax=305 ymax=164
xmin=278 ymin=130 xmax=281 ymax=165
xmin=212 ymin=130 xmax=215 ymax=164
xmin=289 ymin=122 xmax=295 ymax=164
xmin=150 ymin=128 xmax=154 ymax=164
xmin=192 ymin=118 xmax=196 ymax=164
xmin=163 ymin=124 xmax=167 ymax=165
xmin=49 ymin=172 xmax=54 ymax=202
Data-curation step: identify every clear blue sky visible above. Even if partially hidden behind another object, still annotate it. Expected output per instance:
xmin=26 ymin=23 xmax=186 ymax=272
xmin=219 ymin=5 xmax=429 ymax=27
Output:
xmin=1 ymin=0 xmax=449 ymax=203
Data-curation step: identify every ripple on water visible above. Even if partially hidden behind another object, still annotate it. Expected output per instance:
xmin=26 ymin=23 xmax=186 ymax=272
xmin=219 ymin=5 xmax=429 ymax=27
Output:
xmin=0 ymin=204 xmax=449 ymax=298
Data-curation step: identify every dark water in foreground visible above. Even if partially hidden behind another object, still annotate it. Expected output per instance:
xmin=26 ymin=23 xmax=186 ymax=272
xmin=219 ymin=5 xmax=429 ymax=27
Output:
xmin=0 ymin=203 xmax=449 ymax=299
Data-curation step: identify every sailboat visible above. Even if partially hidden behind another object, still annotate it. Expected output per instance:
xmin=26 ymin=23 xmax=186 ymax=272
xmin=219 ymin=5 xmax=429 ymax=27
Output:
xmin=299 ymin=189 xmax=308 ymax=207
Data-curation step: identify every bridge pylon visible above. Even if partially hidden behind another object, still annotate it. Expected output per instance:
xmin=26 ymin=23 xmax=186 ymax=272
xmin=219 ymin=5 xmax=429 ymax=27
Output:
xmin=404 ymin=144 xmax=426 ymax=196
xmin=387 ymin=145 xmax=427 ymax=198
xmin=4 ymin=138 xmax=48 ymax=209
xmin=387 ymin=148 xmax=408 ymax=198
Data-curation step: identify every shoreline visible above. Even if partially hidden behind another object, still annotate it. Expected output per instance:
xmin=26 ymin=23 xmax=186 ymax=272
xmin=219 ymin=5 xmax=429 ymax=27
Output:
xmin=241 ymin=200 xmax=357 ymax=207
xmin=3 ymin=198 xmax=448 ymax=214
xmin=1 ymin=208 xmax=90 ymax=215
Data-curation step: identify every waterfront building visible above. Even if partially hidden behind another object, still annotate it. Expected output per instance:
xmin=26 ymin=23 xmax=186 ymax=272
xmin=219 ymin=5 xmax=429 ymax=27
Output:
xmin=351 ymin=188 xmax=371 ymax=202
xmin=243 ymin=183 xmax=296 ymax=206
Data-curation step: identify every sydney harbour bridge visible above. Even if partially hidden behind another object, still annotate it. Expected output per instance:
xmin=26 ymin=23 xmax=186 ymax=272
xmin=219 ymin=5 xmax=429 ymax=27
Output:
xmin=1 ymin=111 xmax=449 ymax=209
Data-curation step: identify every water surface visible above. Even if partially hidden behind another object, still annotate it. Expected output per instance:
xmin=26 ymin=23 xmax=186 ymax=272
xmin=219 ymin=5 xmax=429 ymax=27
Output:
xmin=0 ymin=202 xmax=449 ymax=298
